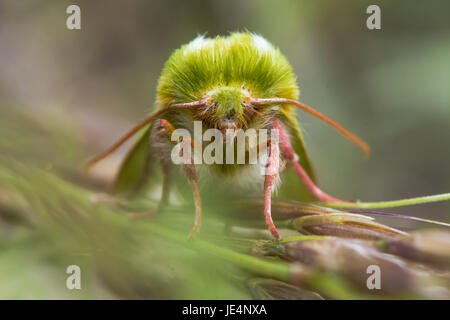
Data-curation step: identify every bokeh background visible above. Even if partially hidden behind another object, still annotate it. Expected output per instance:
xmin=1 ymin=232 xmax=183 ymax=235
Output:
xmin=0 ymin=0 xmax=449 ymax=299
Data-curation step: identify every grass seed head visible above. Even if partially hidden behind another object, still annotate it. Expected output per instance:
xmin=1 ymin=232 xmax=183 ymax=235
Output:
xmin=248 ymin=278 xmax=324 ymax=300
xmin=280 ymin=238 xmax=434 ymax=295
xmin=381 ymin=229 xmax=450 ymax=269
xmin=292 ymin=213 xmax=406 ymax=240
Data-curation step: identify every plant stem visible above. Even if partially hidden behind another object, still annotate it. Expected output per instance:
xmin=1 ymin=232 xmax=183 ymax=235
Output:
xmin=319 ymin=193 xmax=450 ymax=209
xmin=140 ymin=222 xmax=292 ymax=281
xmin=139 ymin=223 xmax=360 ymax=298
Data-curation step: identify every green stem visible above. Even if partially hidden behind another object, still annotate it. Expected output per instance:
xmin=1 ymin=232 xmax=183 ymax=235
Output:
xmin=140 ymin=222 xmax=292 ymax=281
xmin=318 ymin=193 xmax=450 ymax=209
xmin=278 ymin=235 xmax=328 ymax=242
xmin=141 ymin=223 xmax=360 ymax=298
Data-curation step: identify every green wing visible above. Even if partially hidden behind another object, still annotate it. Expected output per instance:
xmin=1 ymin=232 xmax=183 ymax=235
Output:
xmin=276 ymin=110 xmax=317 ymax=202
xmin=112 ymin=124 xmax=155 ymax=196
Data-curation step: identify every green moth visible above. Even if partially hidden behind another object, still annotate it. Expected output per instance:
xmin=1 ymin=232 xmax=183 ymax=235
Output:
xmin=86 ymin=32 xmax=369 ymax=239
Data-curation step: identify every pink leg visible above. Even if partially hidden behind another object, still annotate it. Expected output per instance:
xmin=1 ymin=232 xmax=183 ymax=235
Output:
xmin=178 ymin=136 xmax=202 ymax=238
xmin=264 ymin=139 xmax=281 ymax=239
xmin=153 ymin=120 xmax=173 ymax=213
xmin=184 ymin=160 xmax=202 ymax=238
xmin=131 ymin=123 xmax=203 ymax=238
xmin=273 ymin=119 xmax=347 ymax=203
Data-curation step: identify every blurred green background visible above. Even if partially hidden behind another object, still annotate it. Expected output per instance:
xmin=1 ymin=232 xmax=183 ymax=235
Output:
xmin=0 ymin=0 xmax=449 ymax=299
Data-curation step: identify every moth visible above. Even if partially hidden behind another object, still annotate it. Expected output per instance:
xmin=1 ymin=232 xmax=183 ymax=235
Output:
xmin=86 ymin=32 xmax=370 ymax=239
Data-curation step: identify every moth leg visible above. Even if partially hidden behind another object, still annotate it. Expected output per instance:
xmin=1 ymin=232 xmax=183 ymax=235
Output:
xmin=263 ymin=138 xmax=281 ymax=239
xmin=273 ymin=119 xmax=347 ymax=203
xmin=153 ymin=119 xmax=174 ymax=214
xmin=178 ymin=136 xmax=202 ymax=238
xmin=130 ymin=119 xmax=173 ymax=219
xmin=130 ymin=121 xmax=202 ymax=237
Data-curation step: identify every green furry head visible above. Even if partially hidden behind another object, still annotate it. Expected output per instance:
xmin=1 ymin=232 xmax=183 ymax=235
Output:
xmin=210 ymin=86 xmax=245 ymax=119
xmin=156 ymin=32 xmax=299 ymax=107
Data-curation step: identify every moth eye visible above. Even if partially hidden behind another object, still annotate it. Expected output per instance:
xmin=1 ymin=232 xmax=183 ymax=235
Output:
xmin=203 ymin=96 xmax=214 ymax=106
xmin=242 ymin=96 xmax=259 ymax=110
xmin=199 ymin=97 xmax=216 ymax=116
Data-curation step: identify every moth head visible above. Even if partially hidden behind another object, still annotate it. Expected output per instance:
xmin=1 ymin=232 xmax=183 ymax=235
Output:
xmin=199 ymin=86 xmax=255 ymax=133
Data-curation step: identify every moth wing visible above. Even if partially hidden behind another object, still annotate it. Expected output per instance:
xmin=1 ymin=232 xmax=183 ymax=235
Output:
xmin=112 ymin=124 xmax=155 ymax=196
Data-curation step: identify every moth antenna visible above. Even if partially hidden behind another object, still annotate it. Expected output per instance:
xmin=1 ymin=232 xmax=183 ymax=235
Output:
xmin=84 ymin=100 xmax=205 ymax=172
xmin=250 ymin=98 xmax=371 ymax=158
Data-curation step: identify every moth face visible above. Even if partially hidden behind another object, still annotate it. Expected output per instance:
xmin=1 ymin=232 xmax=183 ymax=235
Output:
xmin=195 ymin=86 xmax=259 ymax=133
xmin=217 ymin=109 xmax=240 ymax=131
